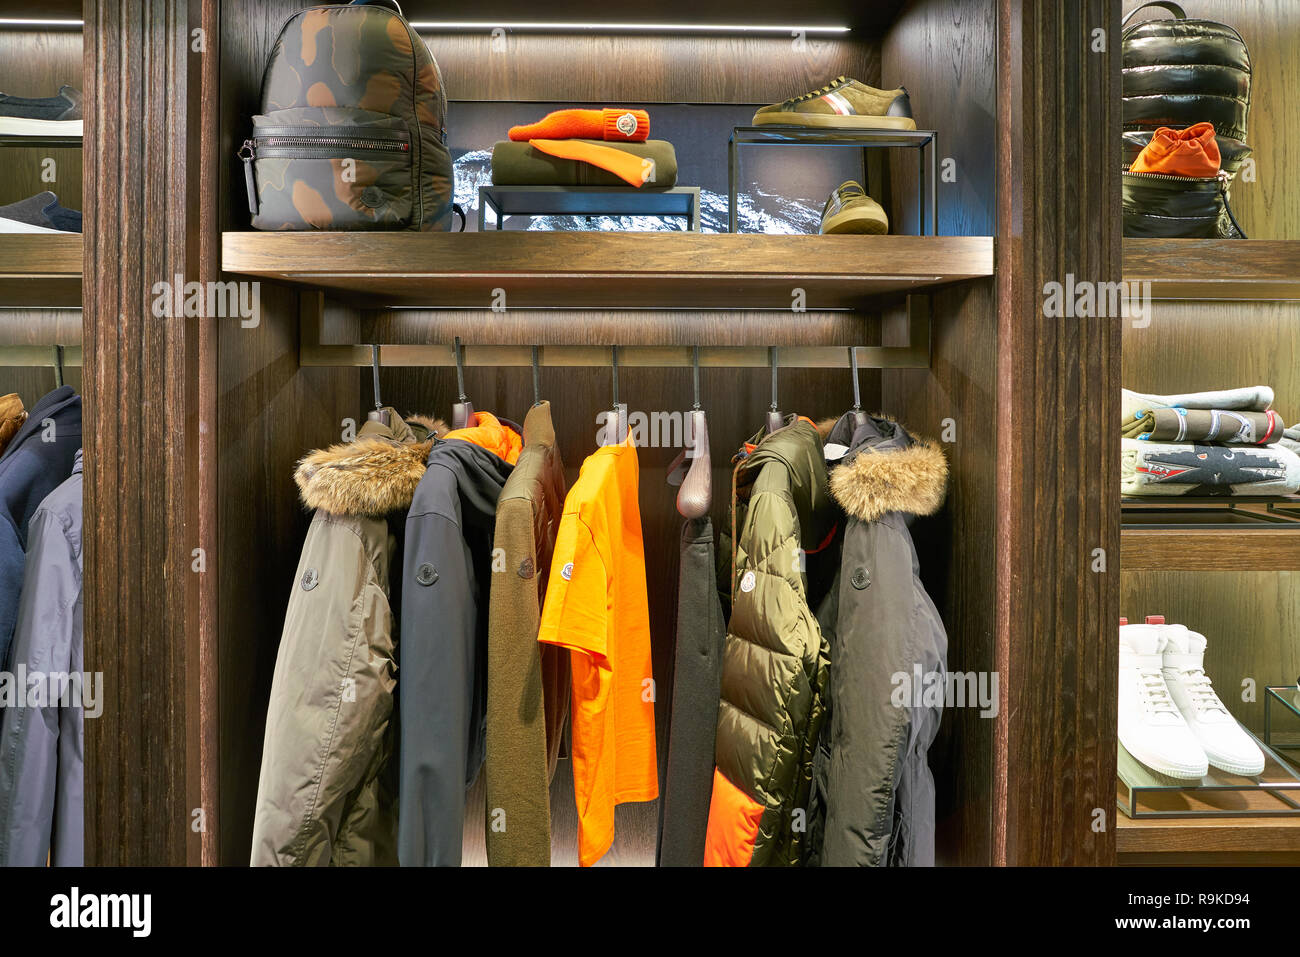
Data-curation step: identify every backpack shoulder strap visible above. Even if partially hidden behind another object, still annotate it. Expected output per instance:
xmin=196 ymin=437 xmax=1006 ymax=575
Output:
xmin=1122 ymin=1 xmax=1186 ymax=29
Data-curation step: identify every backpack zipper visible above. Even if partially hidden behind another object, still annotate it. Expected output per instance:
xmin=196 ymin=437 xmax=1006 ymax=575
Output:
xmin=1123 ymin=166 xmax=1229 ymax=184
xmin=239 ymin=133 xmax=411 ymax=217
xmin=252 ymin=134 xmax=410 ymax=154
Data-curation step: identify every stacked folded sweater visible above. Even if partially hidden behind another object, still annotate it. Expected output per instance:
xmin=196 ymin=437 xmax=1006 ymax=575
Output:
xmin=1121 ymin=386 xmax=1300 ymax=496
xmin=491 ymin=107 xmax=678 ymax=188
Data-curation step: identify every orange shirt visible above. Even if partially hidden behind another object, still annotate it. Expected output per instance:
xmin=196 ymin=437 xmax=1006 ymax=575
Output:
xmin=537 ymin=438 xmax=658 ymax=866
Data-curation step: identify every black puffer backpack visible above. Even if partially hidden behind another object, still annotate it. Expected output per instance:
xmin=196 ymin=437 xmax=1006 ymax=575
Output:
xmin=1122 ymin=1 xmax=1251 ymax=143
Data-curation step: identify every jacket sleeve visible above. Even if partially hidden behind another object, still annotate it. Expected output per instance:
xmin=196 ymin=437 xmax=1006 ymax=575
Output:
xmin=250 ymin=513 xmax=398 ymax=866
xmin=484 ymin=498 xmax=551 ymax=866
xmin=821 ymin=518 xmax=943 ymax=867
xmin=398 ymin=504 xmax=475 ymax=866
xmin=0 ymin=506 xmax=82 ymax=866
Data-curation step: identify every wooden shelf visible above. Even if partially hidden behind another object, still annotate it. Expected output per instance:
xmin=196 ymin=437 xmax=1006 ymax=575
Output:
xmin=1122 ymin=526 xmax=1300 ymax=571
xmin=0 ymin=234 xmax=82 ymax=308
xmin=221 ymin=232 xmax=993 ymax=310
xmin=1117 ymin=814 xmax=1300 ymax=860
xmin=1125 ymin=239 xmax=1300 ymax=300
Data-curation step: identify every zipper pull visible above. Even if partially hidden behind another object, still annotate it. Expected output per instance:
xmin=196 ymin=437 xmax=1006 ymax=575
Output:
xmin=239 ymin=139 xmax=259 ymax=217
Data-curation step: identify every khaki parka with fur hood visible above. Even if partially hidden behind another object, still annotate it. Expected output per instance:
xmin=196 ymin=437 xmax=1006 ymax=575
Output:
xmin=251 ymin=409 xmax=445 ymax=867
xmin=813 ymin=412 xmax=948 ymax=867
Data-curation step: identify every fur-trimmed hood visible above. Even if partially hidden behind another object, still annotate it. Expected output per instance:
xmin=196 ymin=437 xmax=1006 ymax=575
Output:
xmin=295 ymin=410 xmax=447 ymax=516
xmin=823 ymin=412 xmax=948 ymax=521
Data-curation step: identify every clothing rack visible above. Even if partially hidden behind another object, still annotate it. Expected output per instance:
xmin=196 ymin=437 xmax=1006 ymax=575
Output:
xmin=298 ymin=292 xmax=932 ymax=370
xmin=0 ymin=345 xmax=83 ymax=367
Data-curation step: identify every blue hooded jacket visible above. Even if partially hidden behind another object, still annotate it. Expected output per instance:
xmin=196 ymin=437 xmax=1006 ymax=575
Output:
xmin=0 ymin=386 xmax=81 ymax=663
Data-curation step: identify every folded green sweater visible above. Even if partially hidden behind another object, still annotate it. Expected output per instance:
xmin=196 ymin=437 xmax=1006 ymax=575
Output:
xmin=491 ymin=139 xmax=678 ymax=188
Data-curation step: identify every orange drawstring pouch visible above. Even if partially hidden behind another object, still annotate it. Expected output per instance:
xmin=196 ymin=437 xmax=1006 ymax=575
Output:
xmin=1130 ymin=122 xmax=1222 ymax=177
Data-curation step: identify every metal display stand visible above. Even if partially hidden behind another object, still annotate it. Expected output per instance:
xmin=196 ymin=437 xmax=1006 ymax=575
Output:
xmin=478 ymin=185 xmax=701 ymax=231
xmin=1117 ymin=733 xmax=1300 ymax=819
xmin=728 ymin=126 xmax=938 ymax=235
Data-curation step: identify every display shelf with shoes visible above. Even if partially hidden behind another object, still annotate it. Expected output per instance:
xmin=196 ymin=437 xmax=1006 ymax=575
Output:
xmin=1116 ymin=737 xmax=1300 ymax=821
xmin=728 ymin=125 xmax=937 ymax=235
xmin=477 ymin=185 xmax=702 ymax=232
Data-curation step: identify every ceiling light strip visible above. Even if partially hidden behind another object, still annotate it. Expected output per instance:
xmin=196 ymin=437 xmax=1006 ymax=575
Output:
xmin=411 ymin=21 xmax=849 ymax=34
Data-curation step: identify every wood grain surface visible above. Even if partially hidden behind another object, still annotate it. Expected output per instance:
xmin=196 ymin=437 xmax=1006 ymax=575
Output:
xmin=1125 ymin=239 xmax=1300 ymax=299
xmin=995 ymin=0 xmax=1123 ymax=866
xmin=221 ymin=232 xmax=994 ymax=309
xmin=82 ymin=0 xmax=202 ymax=866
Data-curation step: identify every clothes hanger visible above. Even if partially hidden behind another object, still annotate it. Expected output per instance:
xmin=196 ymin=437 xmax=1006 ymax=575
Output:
xmin=451 ymin=336 xmax=475 ymax=430
xmin=677 ymin=346 xmax=711 ymax=518
xmin=765 ymin=345 xmax=783 ymax=433
xmin=604 ymin=345 xmax=628 ymax=446
xmin=366 ymin=344 xmax=391 ymax=426
xmin=51 ymin=345 xmax=64 ymax=390
xmin=531 ymin=346 xmax=544 ymax=407
xmin=849 ymin=346 xmax=869 ymax=430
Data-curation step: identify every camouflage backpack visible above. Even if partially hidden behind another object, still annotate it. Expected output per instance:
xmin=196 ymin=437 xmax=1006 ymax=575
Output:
xmin=241 ymin=0 xmax=454 ymax=231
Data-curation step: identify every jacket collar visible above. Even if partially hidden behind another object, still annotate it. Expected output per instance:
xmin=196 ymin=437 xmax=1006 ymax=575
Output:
xmin=825 ymin=412 xmax=947 ymax=521
xmin=736 ymin=416 xmax=836 ymax=547
xmin=0 ymin=385 xmax=78 ymax=465
xmin=522 ymin=401 xmax=556 ymax=447
xmin=443 ymin=410 xmax=523 ymax=465
xmin=294 ymin=409 xmax=447 ymax=516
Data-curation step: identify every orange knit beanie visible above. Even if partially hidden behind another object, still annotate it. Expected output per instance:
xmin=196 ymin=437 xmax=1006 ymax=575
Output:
xmin=509 ymin=108 xmax=650 ymax=142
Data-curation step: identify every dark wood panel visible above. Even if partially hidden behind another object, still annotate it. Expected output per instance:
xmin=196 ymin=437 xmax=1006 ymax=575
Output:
xmin=1125 ymin=239 xmax=1300 ymax=299
xmin=426 ymin=35 xmax=878 ymax=103
xmin=883 ymin=0 xmax=997 ymax=237
xmin=1122 ymin=1 xmax=1300 ymax=240
xmin=0 ymin=234 xmax=82 ymax=306
xmin=83 ymin=0 xmax=201 ymax=865
xmin=996 ymin=0 xmax=1122 ymax=866
xmin=1117 ymin=814 xmax=1300 ymax=854
xmin=400 ymin=0 xmax=908 ymax=32
xmin=1123 ymin=528 xmax=1300 ymax=570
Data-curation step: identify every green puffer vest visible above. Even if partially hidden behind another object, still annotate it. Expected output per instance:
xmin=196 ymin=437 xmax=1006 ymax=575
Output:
xmin=704 ymin=417 xmax=838 ymax=867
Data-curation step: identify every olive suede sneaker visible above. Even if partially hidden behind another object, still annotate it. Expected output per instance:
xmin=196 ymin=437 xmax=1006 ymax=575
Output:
xmin=0 ymin=86 xmax=82 ymax=136
xmin=820 ymin=181 xmax=888 ymax=235
xmin=754 ymin=77 xmax=915 ymax=131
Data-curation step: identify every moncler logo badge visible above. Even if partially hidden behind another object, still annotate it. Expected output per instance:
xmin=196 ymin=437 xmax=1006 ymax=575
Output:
xmin=616 ymin=111 xmax=638 ymax=136
xmin=740 ymin=570 xmax=756 ymax=593
xmin=561 ymin=562 xmax=574 ymax=581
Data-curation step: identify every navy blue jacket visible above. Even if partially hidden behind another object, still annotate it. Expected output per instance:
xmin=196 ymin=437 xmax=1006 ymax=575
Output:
xmin=0 ymin=387 xmax=81 ymax=663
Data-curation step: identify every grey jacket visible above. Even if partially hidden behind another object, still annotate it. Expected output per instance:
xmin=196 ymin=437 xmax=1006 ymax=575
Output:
xmin=816 ymin=413 xmax=948 ymax=867
xmin=0 ymin=448 xmax=83 ymax=866
xmin=398 ymin=419 xmax=517 ymax=866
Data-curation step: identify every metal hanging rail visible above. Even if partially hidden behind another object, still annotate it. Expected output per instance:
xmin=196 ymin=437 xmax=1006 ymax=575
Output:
xmin=0 ymin=345 xmax=83 ymax=367
xmin=298 ymin=293 xmax=932 ymax=370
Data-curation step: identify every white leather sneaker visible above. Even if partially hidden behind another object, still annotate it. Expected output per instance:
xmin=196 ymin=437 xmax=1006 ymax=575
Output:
xmin=1119 ymin=622 xmax=1209 ymax=780
xmin=1160 ymin=622 xmax=1265 ymax=777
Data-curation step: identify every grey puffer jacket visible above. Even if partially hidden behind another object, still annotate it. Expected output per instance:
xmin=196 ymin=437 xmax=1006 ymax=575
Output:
xmin=814 ymin=413 xmax=948 ymax=867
